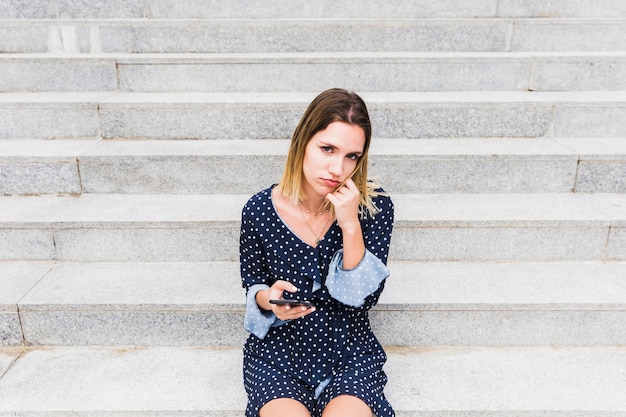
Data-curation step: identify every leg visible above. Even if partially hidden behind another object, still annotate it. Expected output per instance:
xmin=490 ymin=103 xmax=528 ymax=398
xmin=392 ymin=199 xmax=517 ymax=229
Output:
xmin=260 ymin=398 xmax=311 ymax=417
xmin=322 ymin=395 xmax=373 ymax=417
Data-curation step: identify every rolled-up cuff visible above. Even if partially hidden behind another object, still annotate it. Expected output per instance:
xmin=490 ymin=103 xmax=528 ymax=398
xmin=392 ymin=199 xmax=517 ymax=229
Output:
xmin=326 ymin=249 xmax=389 ymax=307
xmin=244 ymin=284 xmax=287 ymax=339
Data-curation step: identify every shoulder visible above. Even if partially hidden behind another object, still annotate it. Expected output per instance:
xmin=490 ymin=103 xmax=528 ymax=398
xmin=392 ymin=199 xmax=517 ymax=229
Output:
xmin=242 ymin=186 xmax=274 ymax=218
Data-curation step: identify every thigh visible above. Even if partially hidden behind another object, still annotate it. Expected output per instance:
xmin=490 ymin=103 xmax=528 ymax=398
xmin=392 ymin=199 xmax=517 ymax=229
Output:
xmin=244 ymin=355 xmax=315 ymax=417
xmin=322 ymin=395 xmax=373 ymax=417
xmin=260 ymin=398 xmax=312 ymax=417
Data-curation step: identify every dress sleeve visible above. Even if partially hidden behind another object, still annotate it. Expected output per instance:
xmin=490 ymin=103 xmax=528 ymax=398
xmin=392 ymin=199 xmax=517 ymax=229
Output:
xmin=240 ymin=201 xmax=286 ymax=339
xmin=326 ymin=249 xmax=389 ymax=307
xmin=244 ymin=284 xmax=288 ymax=340
xmin=240 ymin=201 xmax=268 ymax=289
xmin=325 ymin=194 xmax=394 ymax=310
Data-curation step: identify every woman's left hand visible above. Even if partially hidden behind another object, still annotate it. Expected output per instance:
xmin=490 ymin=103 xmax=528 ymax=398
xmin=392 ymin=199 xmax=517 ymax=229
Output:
xmin=326 ymin=178 xmax=361 ymax=232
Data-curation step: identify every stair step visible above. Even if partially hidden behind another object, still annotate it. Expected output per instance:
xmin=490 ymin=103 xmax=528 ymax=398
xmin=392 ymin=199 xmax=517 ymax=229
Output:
xmin=3 ymin=138 xmax=626 ymax=195
xmin=2 ymin=91 xmax=626 ymax=139
xmin=3 ymin=52 xmax=626 ymax=92
xmin=2 ymin=0 xmax=625 ymax=19
xmin=2 ymin=260 xmax=626 ymax=347
xmin=1 ymin=345 xmax=625 ymax=416
xmin=2 ymin=18 xmax=626 ymax=54
xmin=0 ymin=193 xmax=624 ymax=263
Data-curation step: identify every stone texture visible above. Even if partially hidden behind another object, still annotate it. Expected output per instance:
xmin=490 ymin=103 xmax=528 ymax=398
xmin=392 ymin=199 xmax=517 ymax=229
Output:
xmin=372 ymin=310 xmax=626 ymax=346
xmin=554 ymin=104 xmax=626 ymax=138
xmin=0 ymin=139 xmax=98 ymax=196
xmin=0 ymin=0 xmax=498 ymax=19
xmin=0 ymin=93 xmax=108 ymax=139
xmin=3 ymin=19 xmax=626 ymax=54
xmin=0 ymin=262 xmax=54 ymax=345
xmin=557 ymin=138 xmax=626 ymax=193
xmin=21 ymin=310 xmax=246 ymax=346
xmin=4 ymin=52 xmax=625 ymax=93
xmin=0 ymin=160 xmax=80 ymax=195
xmin=16 ymin=260 xmax=626 ymax=347
xmin=14 ymin=260 xmax=242 ymax=346
xmin=4 ymin=0 xmax=625 ymax=19
xmin=1 ymin=346 xmax=626 ymax=415
xmin=498 ymin=0 xmax=626 ymax=17
xmin=0 ymin=313 xmax=22 ymax=346
xmin=19 ymin=262 xmax=242 ymax=308
xmin=0 ymin=57 xmax=117 ymax=92
xmin=0 ymin=346 xmax=246 ymax=413
xmin=607 ymin=224 xmax=626 ymax=260
xmin=1 ymin=92 xmax=622 ymax=140
xmin=576 ymin=160 xmax=626 ymax=192
xmin=116 ymin=54 xmax=530 ymax=92
xmin=91 ymin=20 xmax=512 ymax=53
xmin=370 ymin=155 xmax=576 ymax=193
xmin=79 ymin=154 xmax=285 ymax=195
xmin=76 ymin=138 xmax=580 ymax=194
xmin=380 ymin=261 xmax=626 ymax=306
xmin=512 ymin=20 xmax=626 ymax=51
xmin=54 ymin=227 xmax=239 ymax=262
xmin=385 ymin=346 xmax=626 ymax=412
xmin=0 ymin=193 xmax=621 ymax=262
xmin=390 ymin=226 xmax=609 ymax=261
xmin=0 ymin=229 xmax=55 ymax=261
xmin=530 ymin=56 xmax=626 ymax=91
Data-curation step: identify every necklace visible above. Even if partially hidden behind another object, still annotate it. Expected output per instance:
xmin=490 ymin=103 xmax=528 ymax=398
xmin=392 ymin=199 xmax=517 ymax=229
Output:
xmin=298 ymin=202 xmax=333 ymax=245
xmin=298 ymin=200 xmax=329 ymax=216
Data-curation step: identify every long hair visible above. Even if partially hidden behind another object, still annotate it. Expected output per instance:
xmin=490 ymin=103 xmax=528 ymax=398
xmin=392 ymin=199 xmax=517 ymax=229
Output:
xmin=277 ymin=88 xmax=381 ymax=217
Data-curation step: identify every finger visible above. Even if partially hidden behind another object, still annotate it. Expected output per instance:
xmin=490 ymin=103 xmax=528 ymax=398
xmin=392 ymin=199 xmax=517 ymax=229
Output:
xmin=342 ymin=178 xmax=358 ymax=192
xmin=273 ymin=280 xmax=298 ymax=293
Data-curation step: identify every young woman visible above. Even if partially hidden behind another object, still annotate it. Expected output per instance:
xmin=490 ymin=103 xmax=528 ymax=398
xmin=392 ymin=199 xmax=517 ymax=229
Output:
xmin=240 ymin=88 xmax=395 ymax=417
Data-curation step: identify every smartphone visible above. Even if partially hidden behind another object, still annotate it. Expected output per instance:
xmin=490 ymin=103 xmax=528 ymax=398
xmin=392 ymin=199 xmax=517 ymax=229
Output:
xmin=270 ymin=299 xmax=315 ymax=308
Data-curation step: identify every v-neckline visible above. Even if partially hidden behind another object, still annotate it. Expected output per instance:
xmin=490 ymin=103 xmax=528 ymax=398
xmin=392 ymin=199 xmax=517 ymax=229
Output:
xmin=269 ymin=186 xmax=336 ymax=249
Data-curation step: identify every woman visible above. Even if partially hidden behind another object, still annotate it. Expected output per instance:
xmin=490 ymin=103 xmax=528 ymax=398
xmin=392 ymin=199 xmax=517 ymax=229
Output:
xmin=240 ymin=88 xmax=395 ymax=417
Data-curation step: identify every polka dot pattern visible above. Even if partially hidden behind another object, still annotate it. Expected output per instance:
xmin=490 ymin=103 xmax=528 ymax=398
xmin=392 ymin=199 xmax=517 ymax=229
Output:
xmin=240 ymin=185 xmax=395 ymax=417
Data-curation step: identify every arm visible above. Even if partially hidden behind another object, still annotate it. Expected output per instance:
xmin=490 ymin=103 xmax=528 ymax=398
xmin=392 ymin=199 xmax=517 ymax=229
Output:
xmin=240 ymin=201 xmax=315 ymax=339
xmin=326 ymin=193 xmax=394 ymax=310
xmin=325 ymin=179 xmax=365 ymax=269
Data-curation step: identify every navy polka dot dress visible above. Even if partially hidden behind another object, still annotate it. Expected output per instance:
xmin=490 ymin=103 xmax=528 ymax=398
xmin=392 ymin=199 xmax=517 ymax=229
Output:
xmin=240 ymin=185 xmax=395 ymax=417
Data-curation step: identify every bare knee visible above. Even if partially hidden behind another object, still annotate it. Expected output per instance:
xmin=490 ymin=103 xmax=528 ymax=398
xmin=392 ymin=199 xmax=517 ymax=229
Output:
xmin=259 ymin=398 xmax=311 ymax=417
xmin=322 ymin=395 xmax=373 ymax=417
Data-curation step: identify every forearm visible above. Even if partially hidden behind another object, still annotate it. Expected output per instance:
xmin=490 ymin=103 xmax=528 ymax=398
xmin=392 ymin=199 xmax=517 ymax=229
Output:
xmin=340 ymin=222 xmax=365 ymax=269
xmin=255 ymin=288 xmax=272 ymax=311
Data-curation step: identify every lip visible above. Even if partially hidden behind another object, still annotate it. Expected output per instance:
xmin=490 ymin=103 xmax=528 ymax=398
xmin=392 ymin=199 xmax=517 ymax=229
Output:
xmin=322 ymin=178 xmax=341 ymax=188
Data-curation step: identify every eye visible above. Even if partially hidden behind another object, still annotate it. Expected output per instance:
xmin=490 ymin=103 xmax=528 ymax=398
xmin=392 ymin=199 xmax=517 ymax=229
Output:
xmin=346 ymin=153 xmax=361 ymax=161
xmin=321 ymin=146 xmax=332 ymax=153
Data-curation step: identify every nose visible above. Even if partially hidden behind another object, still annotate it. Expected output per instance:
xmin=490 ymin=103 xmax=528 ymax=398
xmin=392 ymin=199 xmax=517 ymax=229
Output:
xmin=328 ymin=156 xmax=343 ymax=177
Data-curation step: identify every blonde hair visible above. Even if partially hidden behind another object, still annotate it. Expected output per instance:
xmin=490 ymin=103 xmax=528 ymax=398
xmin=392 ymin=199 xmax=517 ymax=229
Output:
xmin=277 ymin=88 xmax=381 ymax=217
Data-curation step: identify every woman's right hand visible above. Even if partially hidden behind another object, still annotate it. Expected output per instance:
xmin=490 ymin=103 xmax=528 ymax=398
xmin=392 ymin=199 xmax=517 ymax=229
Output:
xmin=256 ymin=280 xmax=316 ymax=321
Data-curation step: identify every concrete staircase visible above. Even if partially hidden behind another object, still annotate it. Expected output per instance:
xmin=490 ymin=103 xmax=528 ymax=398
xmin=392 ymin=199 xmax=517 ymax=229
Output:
xmin=1 ymin=0 xmax=626 ymax=415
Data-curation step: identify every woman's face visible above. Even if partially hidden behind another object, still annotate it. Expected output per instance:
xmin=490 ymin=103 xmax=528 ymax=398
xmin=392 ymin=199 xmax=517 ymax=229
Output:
xmin=301 ymin=121 xmax=366 ymax=200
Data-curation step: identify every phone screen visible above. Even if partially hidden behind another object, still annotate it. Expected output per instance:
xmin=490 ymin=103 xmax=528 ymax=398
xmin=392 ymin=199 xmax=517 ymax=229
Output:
xmin=269 ymin=299 xmax=315 ymax=308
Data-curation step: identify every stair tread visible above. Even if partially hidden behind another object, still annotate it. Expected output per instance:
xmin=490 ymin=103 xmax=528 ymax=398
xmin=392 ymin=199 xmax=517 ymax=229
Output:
xmin=5 ymin=51 xmax=626 ymax=59
xmin=3 ymin=260 xmax=626 ymax=310
xmin=3 ymin=138 xmax=626 ymax=158
xmin=1 ymin=192 xmax=624 ymax=225
xmin=1 ymin=345 xmax=626 ymax=414
xmin=2 ymin=90 xmax=626 ymax=103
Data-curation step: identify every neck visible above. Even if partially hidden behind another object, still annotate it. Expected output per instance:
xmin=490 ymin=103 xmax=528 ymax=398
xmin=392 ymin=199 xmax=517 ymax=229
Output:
xmin=298 ymin=197 xmax=329 ymax=216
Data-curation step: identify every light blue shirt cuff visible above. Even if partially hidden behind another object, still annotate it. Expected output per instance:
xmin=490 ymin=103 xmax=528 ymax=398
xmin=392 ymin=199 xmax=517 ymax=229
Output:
xmin=326 ymin=249 xmax=390 ymax=307
xmin=244 ymin=284 xmax=287 ymax=340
